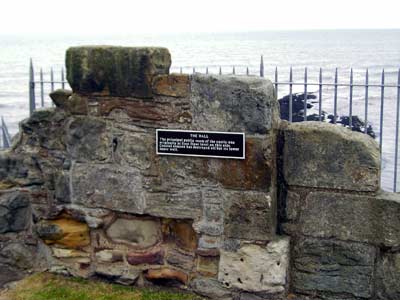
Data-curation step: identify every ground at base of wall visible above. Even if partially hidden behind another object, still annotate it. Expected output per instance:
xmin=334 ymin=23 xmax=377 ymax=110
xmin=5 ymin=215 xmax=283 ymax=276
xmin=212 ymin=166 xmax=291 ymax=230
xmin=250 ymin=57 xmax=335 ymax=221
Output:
xmin=0 ymin=272 xmax=203 ymax=300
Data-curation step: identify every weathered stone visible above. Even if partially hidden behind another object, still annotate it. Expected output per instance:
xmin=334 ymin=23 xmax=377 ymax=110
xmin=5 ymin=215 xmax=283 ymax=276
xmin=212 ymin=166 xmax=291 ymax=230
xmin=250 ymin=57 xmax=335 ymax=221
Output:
xmin=152 ymin=74 xmax=190 ymax=97
xmin=197 ymin=255 xmax=219 ymax=276
xmin=291 ymin=237 xmax=376 ymax=299
xmin=66 ymin=46 xmax=171 ymax=98
xmin=95 ymin=250 xmax=123 ymax=263
xmin=66 ymin=116 xmax=110 ymax=161
xmin=0 ymin=154 xmax=43 ymax=188
xmin=50 ymin=89 xmax=73 ymax=106
xmin=0 ymin=191 xmax=31 ymax=234
xmin=145 ymin=268 xmax=189 ymax=284
xmin=224 ymin=191 xmax=275 ymax=241
xmin=127 ymin=247 xmax=164 ymax=265
xmin=190 ymin=277 xmax=232 ymax=299
xmin=169 ymin=220 xmax=198 ymax=251
xmin=54 ymin=171 xmax=70 ymax=203
xmin=284 ymin=191 xmax=400 ymax=247
xmin=106 ymin=217 xmax=161 ymax=249
xmin=51 ymin=247 xmax=89 ymax=258
xmin=376 ymin=251 xmax=400 ymax=300
xmin=60 ymin=94 xmax=88 ymax=115
xmin=0 ymin=264 xmax=23 ymax=288
xmin=166 ymin=248 xmax=195 ymax=271
xmin=38 ymin=217 xmax=90 ymax=248
xmin=191 ymin=75 xmax=279 ymax=134
xmin=94 ymin=264 xmax=140 ymax=285
xmin=218 ymin=238 xmax=289 ymax=293
xmin=71 ymin=163 xmax=145 ymax=214
xmin=281 ymin=122 xmax=380 ymax=191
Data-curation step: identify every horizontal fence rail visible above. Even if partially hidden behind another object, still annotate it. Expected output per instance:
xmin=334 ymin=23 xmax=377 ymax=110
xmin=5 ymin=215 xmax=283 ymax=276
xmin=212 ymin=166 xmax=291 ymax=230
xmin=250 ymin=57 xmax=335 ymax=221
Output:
xmin=27 ymin=58 xmax=400 ymax=192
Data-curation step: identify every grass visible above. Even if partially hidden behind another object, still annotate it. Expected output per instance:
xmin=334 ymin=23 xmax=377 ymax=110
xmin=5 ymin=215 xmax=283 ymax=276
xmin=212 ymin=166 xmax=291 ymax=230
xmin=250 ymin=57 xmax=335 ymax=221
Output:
xmin=2 ymin=273 xmax=203 ymax=300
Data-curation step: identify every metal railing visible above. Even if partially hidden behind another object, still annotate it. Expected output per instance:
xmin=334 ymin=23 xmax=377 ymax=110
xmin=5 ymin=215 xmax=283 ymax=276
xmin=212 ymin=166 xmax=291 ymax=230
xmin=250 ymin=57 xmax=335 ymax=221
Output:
xmin=0 ymin=116 xmax=12 ymax=149
xmin=28 ymin=58 xmax=400 ymax=192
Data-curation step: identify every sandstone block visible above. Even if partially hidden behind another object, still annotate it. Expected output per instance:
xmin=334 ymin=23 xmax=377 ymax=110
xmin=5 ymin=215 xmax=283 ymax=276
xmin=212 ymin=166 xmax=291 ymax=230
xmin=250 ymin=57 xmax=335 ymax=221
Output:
xmin=224 ymin=191 xmax=275 ymax=241
xmin=152 ymin=74 xmax=190 ymax=97
xmin=95 ymin=250 xmax=123 ymax=263
xmin=292 ymin=237 xmax=376 ymax=299
xmin=106 ymin=217 xmax=161 ymax=249
xmin=191 ymin=75 xmax=279 ymax=134
xmin=281 ymin=122 xmax=380 ymax=191
xmin=71 ymin=163 xmax=145 ymax=214
xmin=145 ymin=268 xmax=189 ymax=284
xmin=51 ymin=247 xmax=89 ymax=258
xmin=37 ymin=217 xmax=90 ymax=248
xmin=0 ymin=191 xmax=31 ymax=234
xmin=166 ymin=248 xmax=195 ymax=271
xmin=169 ymin=220 xmax=198 ymax=251
xmin=218 ymin=238 xmax=289 ymax=293
xmin=284 ymin=191 xmax=400 ymax=247
xmin=66 ymin=46 xmax=171 ymax=98
xmin=127 ymin=247 xmax=164 ymax=265
xmin=197 ymin=255 xmax=219 ymax=276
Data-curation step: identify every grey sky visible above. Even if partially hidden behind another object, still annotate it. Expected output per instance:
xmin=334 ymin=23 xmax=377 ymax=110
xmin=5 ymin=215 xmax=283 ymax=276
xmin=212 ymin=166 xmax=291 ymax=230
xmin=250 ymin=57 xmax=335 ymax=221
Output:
xmin=1 ymin=0 xmax=399 ymax=34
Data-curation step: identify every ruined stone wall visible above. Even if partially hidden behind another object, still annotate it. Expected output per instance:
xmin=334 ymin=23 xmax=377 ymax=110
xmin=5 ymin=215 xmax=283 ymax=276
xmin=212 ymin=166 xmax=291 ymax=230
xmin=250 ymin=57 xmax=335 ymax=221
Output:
xmin=0 ymin=46 xmax=399 ymax=300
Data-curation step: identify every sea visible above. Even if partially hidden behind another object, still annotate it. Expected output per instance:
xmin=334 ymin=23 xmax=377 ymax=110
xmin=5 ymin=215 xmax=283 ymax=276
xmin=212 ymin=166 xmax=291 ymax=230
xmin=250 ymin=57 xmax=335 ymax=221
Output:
xmin=0 ymin=29 xmax=399 ymax=190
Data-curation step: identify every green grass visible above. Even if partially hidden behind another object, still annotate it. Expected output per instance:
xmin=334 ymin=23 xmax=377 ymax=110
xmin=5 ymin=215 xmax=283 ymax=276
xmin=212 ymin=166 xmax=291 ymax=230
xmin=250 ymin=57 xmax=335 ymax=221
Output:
xmin=3 ymin=273 xmax=203 ymax=300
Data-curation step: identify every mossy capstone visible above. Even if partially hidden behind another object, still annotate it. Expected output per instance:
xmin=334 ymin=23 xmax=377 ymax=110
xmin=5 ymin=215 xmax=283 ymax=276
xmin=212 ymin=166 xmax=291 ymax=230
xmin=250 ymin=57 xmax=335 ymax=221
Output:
xmin=66 ymin=46 xmax=171 ymax=98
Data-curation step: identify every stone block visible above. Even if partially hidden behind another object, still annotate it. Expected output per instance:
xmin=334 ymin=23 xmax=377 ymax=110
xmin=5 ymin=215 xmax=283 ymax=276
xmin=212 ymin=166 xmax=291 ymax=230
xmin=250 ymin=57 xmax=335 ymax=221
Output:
xmin=218 ymin=238 xmax=289 ymax=293
xmin=284 ymin=191 xmax=400 ymax=247
xmin=191 ymin=75 xmax=279 ymax=134
xmin=145 ymin=268 xmax=189 ymax=284
xmin=0 ymin=191 xmax=31 ymax=234
xmin=152 ymin=74 xmax=190 ymax=97
xmin=166 ymin=248 xmax=195 ymax=270
xmin=190 ymin=277 xmax=232 ymax=299
xmin=71 ymin=163 xmax=145 ymax=214
xmin=95 ymin=250 xmax=123 ymax=263
xmin=127 ymin=247 xmax=164 ymax=265
xmin=94 ymin=264 xmax=140 ymax=285
xmin=281 ymin=122 xmax=380 ymax=191
xmin=66 ymin=46 xmax=171 ymax=98
xmin=291 ymin=237 xmax=376 ymax=299
xmin=168 ymin=220 xmax=198 ymax=251
xmin=224 ymin=191 xmax=275 ymax=241
xmin=376 ymin=251 xmax=400 ymax=300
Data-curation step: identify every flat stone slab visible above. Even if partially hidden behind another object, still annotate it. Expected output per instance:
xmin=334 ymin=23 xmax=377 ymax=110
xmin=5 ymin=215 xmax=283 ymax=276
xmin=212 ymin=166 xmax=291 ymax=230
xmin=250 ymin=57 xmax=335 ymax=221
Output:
xmin=281 ymin=122 xmax=380 ymax=191
xmin=66 ymin=46 xmax=171 ymax=98
xmin=284 ymin=190 xmax=400 ymax=247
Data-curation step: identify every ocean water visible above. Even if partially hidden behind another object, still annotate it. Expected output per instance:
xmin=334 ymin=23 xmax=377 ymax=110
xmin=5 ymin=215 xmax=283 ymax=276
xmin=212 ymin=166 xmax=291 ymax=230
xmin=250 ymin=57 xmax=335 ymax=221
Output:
xmin=0 ymin=30 xmax=399 ymax=190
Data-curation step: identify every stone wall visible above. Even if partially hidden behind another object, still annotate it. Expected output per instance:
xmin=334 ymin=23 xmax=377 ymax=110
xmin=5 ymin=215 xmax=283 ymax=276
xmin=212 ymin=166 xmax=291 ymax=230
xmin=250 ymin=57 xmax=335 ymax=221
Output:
xmin=0 ymin=46 xmax=399 ymax=300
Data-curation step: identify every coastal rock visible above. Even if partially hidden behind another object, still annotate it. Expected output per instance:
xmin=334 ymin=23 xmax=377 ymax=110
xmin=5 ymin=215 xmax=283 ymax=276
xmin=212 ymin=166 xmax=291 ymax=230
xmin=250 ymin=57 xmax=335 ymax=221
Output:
xmin=291 ymin=237 xmax=376 ymax=299
xmin=218 ymin=238 xmax=289 ymax=293
xmin=283 ymin=191 xmax=400 ymax=247
xmin=281 ymin=121 xmax=380 ymax=191
xmin=66 ymin=46 xmax=171 ymax=98
xmin=0 ymin=191 xmax=31 ymax=234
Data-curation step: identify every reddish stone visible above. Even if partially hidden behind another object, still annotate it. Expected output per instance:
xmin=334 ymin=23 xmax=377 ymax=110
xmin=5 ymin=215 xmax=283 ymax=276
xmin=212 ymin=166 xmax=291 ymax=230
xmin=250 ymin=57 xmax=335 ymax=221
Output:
xmin=152 ymin=74 xmax=190 ymax=98
xmin=127 ymin=247 xmax=164 ymax=265
xmin=169 ymin=221 xmax=198 ymax=251
xmin=145 ymin=268 xmax=189 ymax=284
xmin=195 ymin=248 xmax=220 ymax=257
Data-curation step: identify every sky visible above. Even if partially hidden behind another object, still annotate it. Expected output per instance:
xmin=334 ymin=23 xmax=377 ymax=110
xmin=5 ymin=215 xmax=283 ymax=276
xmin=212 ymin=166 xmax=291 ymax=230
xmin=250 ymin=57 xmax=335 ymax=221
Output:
xmin=0 ymin=0 xmax=399 ymax=35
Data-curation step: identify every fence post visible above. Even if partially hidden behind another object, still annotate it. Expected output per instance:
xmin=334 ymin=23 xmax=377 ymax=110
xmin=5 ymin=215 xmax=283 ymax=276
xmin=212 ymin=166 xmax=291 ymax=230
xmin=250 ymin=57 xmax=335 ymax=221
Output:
xmin=29 ymin=59 xmax=36 ymax=116
xmin=260 ymin=55 xmax=264 ymax=77
xmin=40 ymin=68 xmax=44 ymax=107
xmin=61 ymin=68 xmax=65 ymax=89
xmin=364 ymin=68 xmax=369 ymax=134
xmin=1 ymin=117 xmax=11 ymax=148
xmin=394 ymin=69 xmax=400 ymax=192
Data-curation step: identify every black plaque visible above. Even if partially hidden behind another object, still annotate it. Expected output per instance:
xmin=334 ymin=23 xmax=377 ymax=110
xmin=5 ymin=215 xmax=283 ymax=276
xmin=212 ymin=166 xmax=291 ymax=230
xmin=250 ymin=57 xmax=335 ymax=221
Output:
xmin=156 ymin=129 xmax=245 ymax=159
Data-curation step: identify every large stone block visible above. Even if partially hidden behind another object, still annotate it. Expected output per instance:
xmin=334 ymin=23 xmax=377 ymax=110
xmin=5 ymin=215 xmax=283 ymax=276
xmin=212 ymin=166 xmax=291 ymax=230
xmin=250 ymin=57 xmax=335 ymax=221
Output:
xmin=66 ymin=46 xmax=171 ymax=98
xmin=0 ymin=191 xmax=31 ymax=234
xmin=284 ymin=191 xmax=400 ymax=247
xmin=291 ymin=237 xmax=376 ymax=299
xmin=376 ymin=251 xmax=400 ymax=300
xmin=71 ymin=163 xmax=145 ymax=214
xmin=281 ymin=122 xmax=380 ymax=191
xmin=224 ymin=190 xmax=275 ymax=241
xmin=190 ymin=75 xmax=279 ymax=134
xmin=218 ymin=238 xmax=289 ymax=293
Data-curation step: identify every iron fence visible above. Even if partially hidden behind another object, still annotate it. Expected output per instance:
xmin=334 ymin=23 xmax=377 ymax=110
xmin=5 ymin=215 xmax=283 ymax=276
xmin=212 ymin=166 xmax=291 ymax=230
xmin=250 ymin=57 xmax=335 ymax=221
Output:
xmin=27 ymin=58 xmax=400 ymax=192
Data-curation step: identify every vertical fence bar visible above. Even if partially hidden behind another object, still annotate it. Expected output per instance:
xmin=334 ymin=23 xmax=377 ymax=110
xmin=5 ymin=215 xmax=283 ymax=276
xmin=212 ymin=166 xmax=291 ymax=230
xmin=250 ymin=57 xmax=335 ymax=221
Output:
xmin=206 ymin=67 xmax=209 ymax=75
xmin=274 ymin=67 xmax=278 ymax=97
xmin=289 ymin=67 xmax=293 ymax=122
xmin=61 ymin=68 xmax=65 ymax=89
xmin=40 ymin=68 xmax=44 ymax=107
xmin=379 ymin=69 xmax=385 ymax=155
xmin=29 ymin=59 xmax=36 ymax=116
xmin=180 ymin=67 xmax=183 ymax=74
xmin=232 ymin=66 xmax=235 ymax=75
xmin=219 ymin=67 xmax=222 ymax=75
xmin=246 ymin=67 xmax=249 ymax=76
xmin=349 ymin=68 xmax=353 ymax=127
xmin=364 ymin=68 xmax=369 ymax=134
xmin=50 ymin=68 xmax=55 ymax=106
xmin=193 ymin=67 xmax=195 ymax=74
xmin=1 ymin=117 xmax=10 ymax=148
xmin=260 ymin=55 xmax=264 ymax=77
xmin=333 ymin=68 xmax=338 ymax=124
xmin=303 ymin=67 xmax=308 ymax=121
xmin=394 ymin=69 xmax=400 ymax=192
xmin=319 ymin=68 xmax=322 ymax=121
